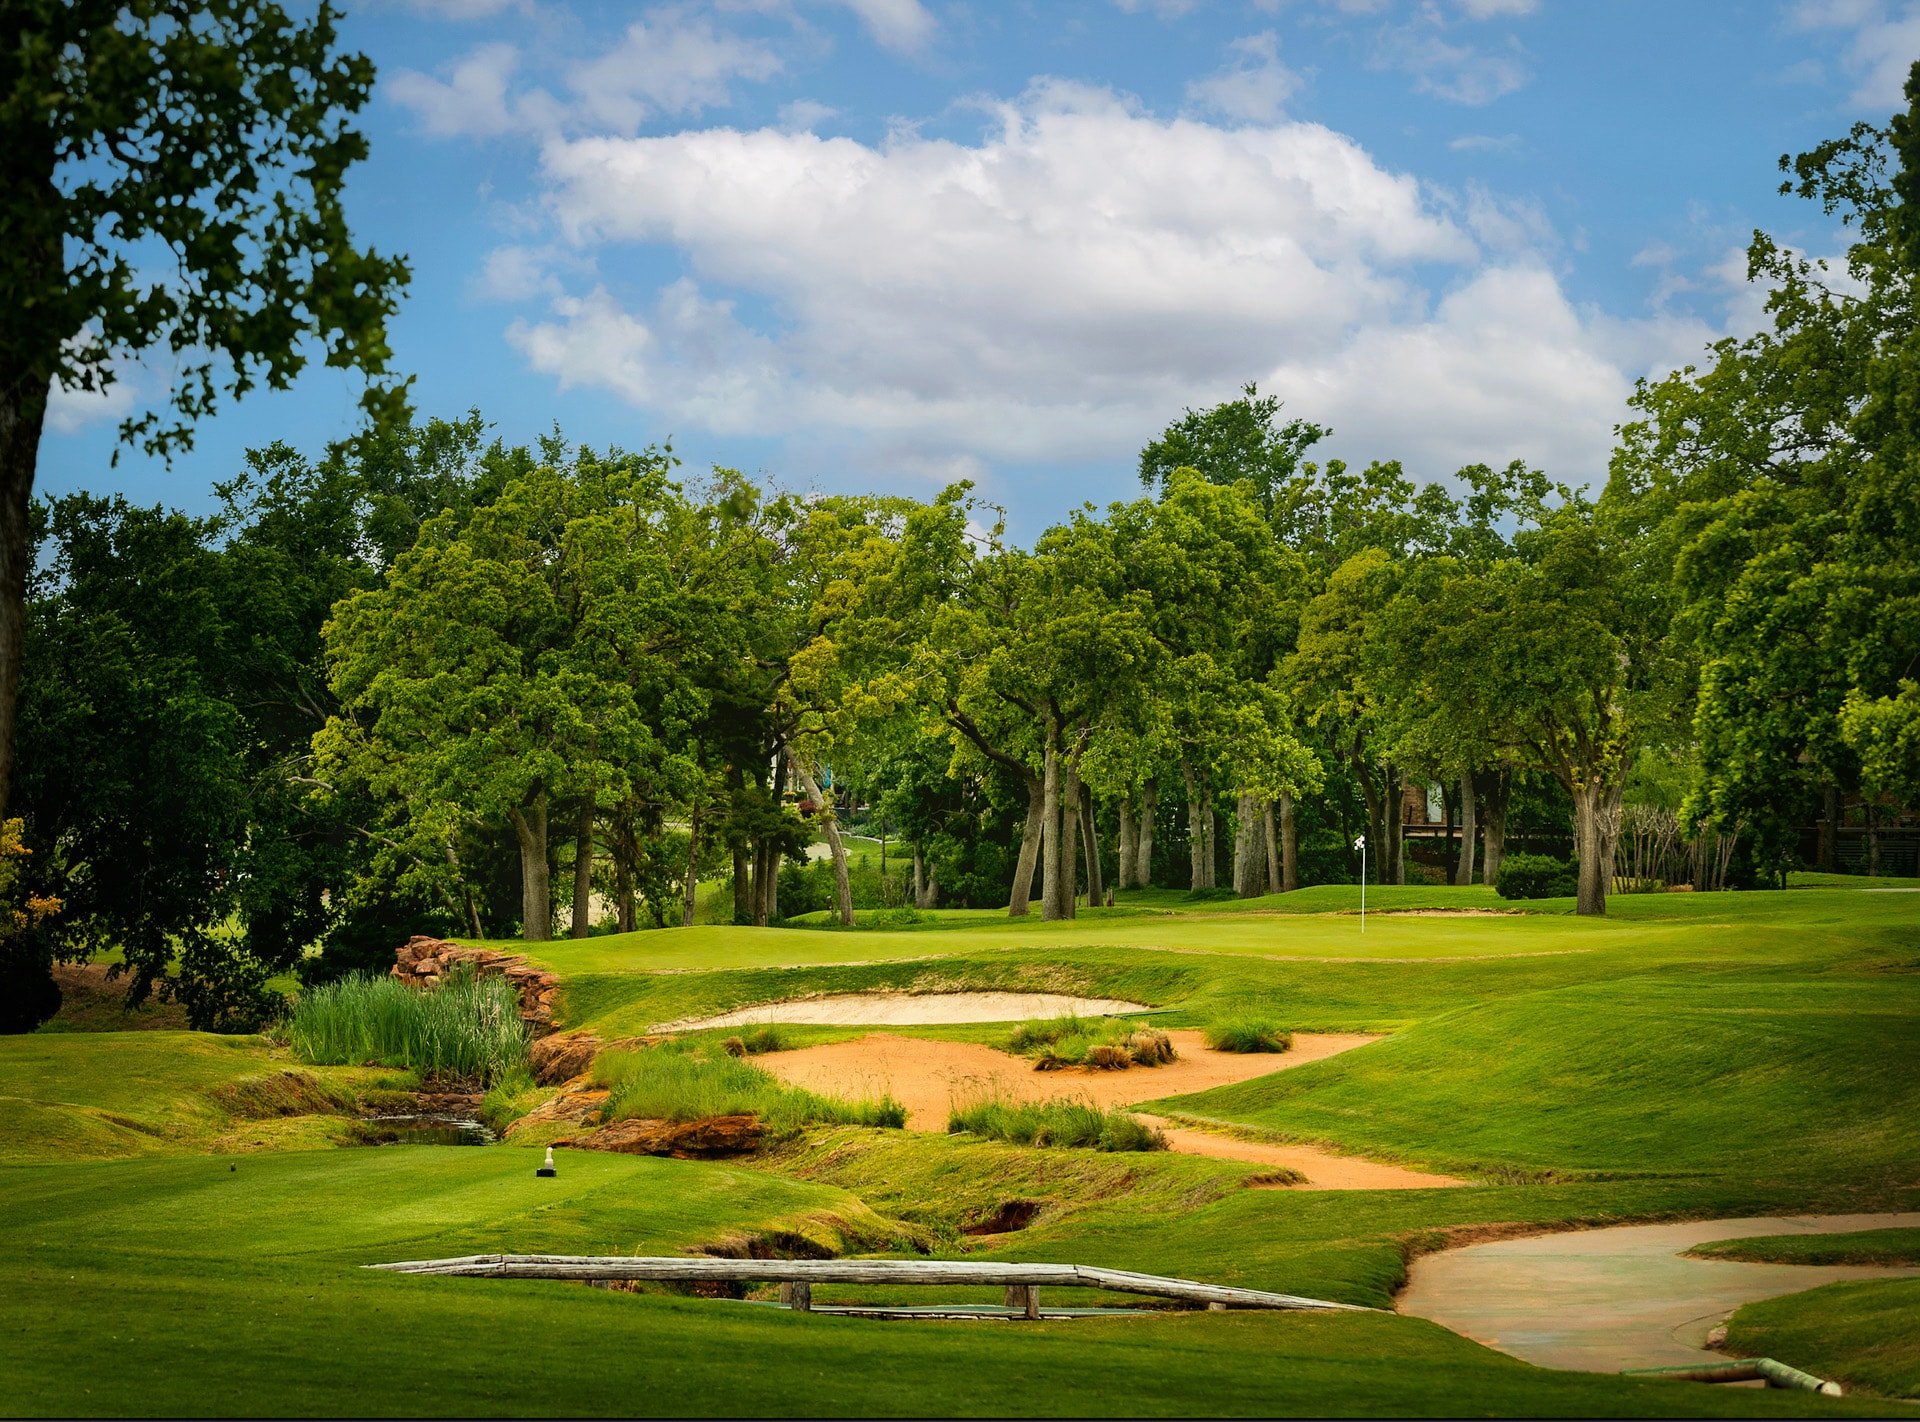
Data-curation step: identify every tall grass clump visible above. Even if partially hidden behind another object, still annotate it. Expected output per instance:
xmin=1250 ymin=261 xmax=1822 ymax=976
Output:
xmin=1008 ymin=1015 xmax=1175 ymax=1069
xmin=1204 ymin=1017 xmax=1292 ymax=1053
xmin=721 ymin=1025 xmax=791 ymax=1057
xmin=593 ymin=1042 xmax=904 ymax=1133
xmin=288 ymin=968 xmax=529 ymax=1084
xmin=948 ymin=1096 xmax=1167 ymax=1152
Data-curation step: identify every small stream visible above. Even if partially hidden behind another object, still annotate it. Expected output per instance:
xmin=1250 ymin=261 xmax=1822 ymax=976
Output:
xmin=355 ymin=1113 xmax=497 ymax=1146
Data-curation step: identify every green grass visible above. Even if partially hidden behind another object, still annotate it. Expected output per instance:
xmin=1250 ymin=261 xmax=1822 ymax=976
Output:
xmin=948 ymin=1096 xmax=1167 ymax=1152
xmin=1005 ymin=1014 xmax=1176 ymax=1068
xmin=5 ymin=881 xmax=1919 ymax=1415
xmin=1203 ymin=1016 xmax=1293 ymax=1053
xmin=0 ymin=1030 xmax=390 ymax=1162
xmin=287 ymin=969 xmax=530 ymax=1085
xmin=594 ymin=1043 xmax=905 ymax=1132
xmin=0 ymin=1147 xmax=1893 ymax=1418
xmin=1725 ymin=1278 xmax=1920 ymax=1400
xmin=1690 ymin=1228 xmax=1920 ymax=1267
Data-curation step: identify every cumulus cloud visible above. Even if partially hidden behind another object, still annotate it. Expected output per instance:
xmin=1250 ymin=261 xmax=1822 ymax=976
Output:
xmin=827 ymin=0 xmax=938 ymax=53
xmin=570 ymin=11 xmax=784 ymax=130
xmin=47 ymin=364 xmax=139 ymax=435
xmin=1789 ymin=0 xmax=1920 ymax=110
xmin=1187 ymin=32 xmax=1303 ymax=122
xmin=481 ymin=79 xmax=1744 ymax=489
xmin=387 ymin=43 xmax=534 ymax=138
xmin=1371 ymin=24 xmax=1530 ymax=104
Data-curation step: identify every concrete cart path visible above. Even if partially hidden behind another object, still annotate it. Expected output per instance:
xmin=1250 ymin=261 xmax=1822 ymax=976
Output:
xmin=1398 ymin=1213 xmax=1920 ymax=1374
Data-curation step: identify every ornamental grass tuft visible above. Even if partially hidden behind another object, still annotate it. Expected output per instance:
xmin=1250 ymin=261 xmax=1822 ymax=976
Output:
xmin=1203 ymin=1017 xmax=1293 ymax=1054
xmin=947 ymin=1094 xmax=1167 ymax=1152
xmin=287 ymin=967 xmax=530 ymax=1085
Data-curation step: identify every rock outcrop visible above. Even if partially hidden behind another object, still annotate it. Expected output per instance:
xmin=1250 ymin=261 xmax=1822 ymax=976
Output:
xmin=556 ymin=1114 xmax=764 ymax=1159
xmin=390 ymin=937 xmax=559 ymax=1037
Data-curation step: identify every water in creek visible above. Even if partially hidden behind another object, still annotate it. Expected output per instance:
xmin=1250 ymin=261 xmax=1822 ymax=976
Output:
xmin=355 ymin=1113 xmax=496 ymax=1146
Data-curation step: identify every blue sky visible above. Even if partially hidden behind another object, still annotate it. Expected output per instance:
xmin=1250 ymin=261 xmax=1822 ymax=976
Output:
xmin=41 ymin=0 xmax=1920 ymax=536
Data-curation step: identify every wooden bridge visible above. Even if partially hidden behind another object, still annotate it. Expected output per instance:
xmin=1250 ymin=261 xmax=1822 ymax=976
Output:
xmin=368 ymin=1254 xmax=1370 ymax=1320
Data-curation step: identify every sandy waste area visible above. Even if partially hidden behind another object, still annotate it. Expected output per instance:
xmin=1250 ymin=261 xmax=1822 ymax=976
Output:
xmin=755 ymin=1027 xmax=1467 ymax=1191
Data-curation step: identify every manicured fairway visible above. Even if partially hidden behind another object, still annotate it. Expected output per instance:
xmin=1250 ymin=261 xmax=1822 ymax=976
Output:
xmin=0 ymin=1149 xmax=1891 ymax=1418
xmin=4 ymin=881 xmax=1917 ymax=1415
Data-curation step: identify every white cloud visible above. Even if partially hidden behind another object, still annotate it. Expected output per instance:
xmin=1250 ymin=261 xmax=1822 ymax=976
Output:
xmin=1112 ymin=0 xmax=1203 ymax=18
xmin=1788 ymin=0 xmax=1920 ymax=110
xmin=397 ymin=0 xmax=530 ymax=18
xmin=1455 ymin=0 xmax=1537 ymax=17
xmin=1187 ymin=31 xmax=1302 ymax=122
xmin=47 ymin=363 xmax=138 ymax=435
xmin=778 ymin=98 xmax=839 ymax=132
xmin=387 ymin=43 xmax=535 ymax=138
xmin=1448 ymin=132 xmax=1520 ymax=152
xmin=827 ymin=0 xmax=937 ymax=53
xmin=482 ymin=80 xmax=1745 ymax=490
xmin=1371 ymin=24 xmax=1530 ymax=104
xmin=570 ymin=11 xmax=784 ymax=131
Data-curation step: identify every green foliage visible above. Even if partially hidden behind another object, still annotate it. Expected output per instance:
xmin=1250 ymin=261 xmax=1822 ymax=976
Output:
xmin=0 ymin=819 xmax=60 ymax=1033
xmin=1005 ymin=1015 xmax=1174 ymax=1068
xmin=286 ymin=968 xmax=529 ymax=1085
xmin=1495 ymin=854 xmax=1579 ymax=900
xmin=1203 ymin=1018 xmax=1292 ymax=1053
xmin=593 ymin=1043 xmax=904 ymax=1132
xmin=947 ymin=1096 xmax=1168 ymax=1151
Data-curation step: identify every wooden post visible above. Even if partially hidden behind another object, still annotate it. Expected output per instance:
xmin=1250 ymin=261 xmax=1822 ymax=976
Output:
xmin=1003 ymin=1284 xmax=1040 ymax=1319
xmin=779 ymin=1281 xmax=812 ymax=1311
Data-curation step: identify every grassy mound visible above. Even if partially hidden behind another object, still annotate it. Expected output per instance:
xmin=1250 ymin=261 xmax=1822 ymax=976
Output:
xmin=287 ymin=969 xmax=529 ymax=1085
xmin=1690 ymin=1228 xmax=1920 ymax=1268
xmin=1204 ymin=1017 xmax=1293 ymax=1053
xmin=948 ymin=1095 xmax=1167 ymax=1152
xmin=593 ymin=1042 xmax=903 ymax=1132
xmin=1726 ymin=1277 xmax=1920 ymax=1400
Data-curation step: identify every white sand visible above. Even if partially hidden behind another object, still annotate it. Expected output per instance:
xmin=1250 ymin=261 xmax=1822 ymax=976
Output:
xmin=660 ymin=991 xmax=1153 ymax=1031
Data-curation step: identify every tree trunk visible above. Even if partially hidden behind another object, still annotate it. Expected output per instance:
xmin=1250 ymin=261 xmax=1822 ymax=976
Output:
xmin=1867 ymin=802 xmax=1881 ymax=879
xmin=756 ymin=834 xmax=779 ymax=925
xmin=508 ymin=792 xmax=551 ymax=941
xmin=1454 ymin=770 xmax=1478 ymax=887
xmin=1232 ymin=791 xmax=1264 ymax=898
xmin=1009 ymin=774 xmax=1044 ymax=916
xmin=1136 ymin=779 xmax=1156 ymax=887
xmin=1080 ymin=781 xmax=1103 ymax=910
xmin=1060 ymin=758 xmax=1082 ymax=917
xmin=732 ymin=841 xmax=752 ymax=925
xmin=1351 ymin=747 xmax=1382 ymax=870
xmin=1116 ymin=797 xmax=1137 ymax=892
xmin=1383 ymin=764 xmax=1405 ymax=886
xmin=920 ymin=854 xmax=939 ymax=909
xmin=1263 ymin=800 xmax=1281 ymax=896
xmin=912 ymin=844 xmax=926 ymax=908
xmin=444 ymin=837 xmax=485 ymax=938
xmin=1203 ymin=804 xmax=1218 ymax=890
xmin=614 ymin=853 xmax=636 ymax=934
xmin=796 ymin=762 xmax=854 ymax=927
xmin=0 ymin=375 xmax=48 ymax=818
xmin=1279 ymin=791 xmax=1298 ymax=892
xmin=1183 ymin=759 xmax=1211 ymax=890
xmin=1478 ymin=769 xmax=1510 ymax=885
xmin=682 ymin=800 xmax=701 ymax=927
xmin=570 ymin=795 xmax=595 ymax=938
xmin=1572 ymin=779 xmax=1623 ymax=916
xmin=1041 ymin=730 xmax=1065 ymax=920
xmin=1817 ymin=785 xmax=1840 ymax=874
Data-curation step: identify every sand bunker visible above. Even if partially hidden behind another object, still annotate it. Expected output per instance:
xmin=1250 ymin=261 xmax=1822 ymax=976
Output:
xmin=756 ymin=1030 xmax=1465 ymax=1190
xmin=664 ymin=991 xmax=1152 ymax=1031
xmin=1400 ymin=1213 xmax=1920 ymax=1373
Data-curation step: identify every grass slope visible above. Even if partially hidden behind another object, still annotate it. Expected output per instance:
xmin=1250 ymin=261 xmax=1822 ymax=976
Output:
xmin=0 ymin=1148 xmax=1885 ymax=1419
xmin=1725 ymin=1278 xmax=1920 ymax=1400
xmin=1692 ymin=1228 xmax=1920 ymax=1267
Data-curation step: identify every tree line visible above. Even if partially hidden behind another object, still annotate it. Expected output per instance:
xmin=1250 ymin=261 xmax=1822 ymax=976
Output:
xmin=4 ymin=68 xmax=1917 ymax=1032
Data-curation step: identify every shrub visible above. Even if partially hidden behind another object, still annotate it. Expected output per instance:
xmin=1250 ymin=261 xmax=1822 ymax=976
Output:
xmin=947 ymin=1096 xmax=1166 ymax=1152
xmin=593 ymin=1042 xmax=904 ymax=1133
xmin=720 ymin=1025 xmax=792 ymax=1057
xmin=1495 ymin=853 xmax=1579 ymax=900
xmin=1122 ymin=1029 xmax=1176 ymax=1066
xmin=1203 ymin=1018 xmax=1292 ymax=1054
xmin=286 ymin=967 xmax=529 ymax=1084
